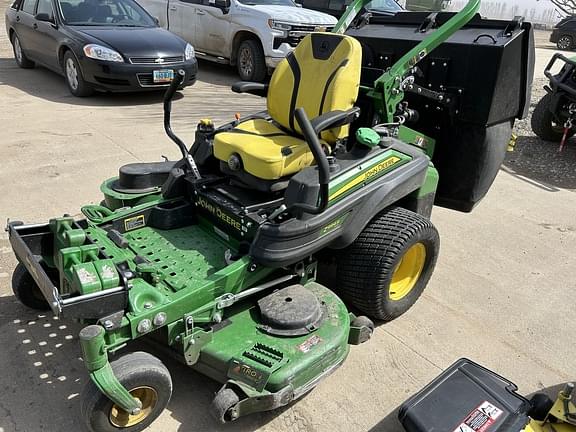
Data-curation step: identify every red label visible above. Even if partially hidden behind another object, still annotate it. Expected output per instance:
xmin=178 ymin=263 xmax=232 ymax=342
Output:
xmin=452 ymin=401 xmax=503 ymax=432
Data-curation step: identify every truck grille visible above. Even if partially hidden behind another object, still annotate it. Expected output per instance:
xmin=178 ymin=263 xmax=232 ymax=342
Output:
xmin=130 ymin=55 xmax=184 ymax=65
xmin=274 ymin=25 xmax=334 ymax=48
xmin=290 ymin=24 xmax=333 ymax=32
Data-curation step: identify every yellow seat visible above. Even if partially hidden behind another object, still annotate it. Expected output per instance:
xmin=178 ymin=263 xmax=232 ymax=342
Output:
xmin=213 ymin=33 xmax=362 ymax=181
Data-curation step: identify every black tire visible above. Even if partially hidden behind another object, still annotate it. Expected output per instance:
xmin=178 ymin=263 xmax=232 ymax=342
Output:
xmin=237 ymin=39 xmax=267 ymax=82
xmin=529 ymin=393 xmax=554 ymax=421
xmin=531 ymin=93 xmax=568 ymax=142
xmin=11 ymin=33 xmax=35 ymax=68
xmin=63 ymin=51 xmax=93 ymax=97
xmin=336 ymin=207 xmax=439 ymax=321
xmin=557 ymin=35 xmax=573 ymax=50
xmin=11 ymin=263 xmax=50 ymax=310
xmin=351 ymin=315 xmax=375 ymax=333
xmin=81 ymin=352 xmax=172 ymax=432
xmin=210 ymin=387 xmax=240 ymax=423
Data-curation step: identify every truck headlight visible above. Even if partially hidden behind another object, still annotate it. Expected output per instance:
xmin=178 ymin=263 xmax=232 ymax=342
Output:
xmin=185 ymin=43 xmax=195 ymax=60
xmin=268 ymin=19 xmax=292 ymax=31
xmin=83 ymin=44 xmax=124 ymax=62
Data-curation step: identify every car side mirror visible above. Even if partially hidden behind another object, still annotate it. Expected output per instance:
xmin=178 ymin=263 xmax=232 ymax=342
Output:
xmin=153 ymin=16 xmax=160 ymax=25
xmin=295 ymin=2 xmax=302 ymax=7
xmin=35 ymin=12 xmax=54 ymax=23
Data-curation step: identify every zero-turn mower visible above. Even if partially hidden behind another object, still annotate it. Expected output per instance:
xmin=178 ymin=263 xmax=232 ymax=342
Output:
xmin=7 ymin=0 xmax=534 ymax=430
xmin=399 ymin=358 xmax=576 ymax=432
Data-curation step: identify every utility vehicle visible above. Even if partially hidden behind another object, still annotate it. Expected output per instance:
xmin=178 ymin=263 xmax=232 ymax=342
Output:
xmin=7 ymin=0 xmax=533 ymax=430
xmin=532 ymin=52 xmax=576 ymax=150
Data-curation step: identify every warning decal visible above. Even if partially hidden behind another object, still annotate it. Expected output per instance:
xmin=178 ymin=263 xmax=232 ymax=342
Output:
xmin=452 ymin=401 xmax=503 ymax=432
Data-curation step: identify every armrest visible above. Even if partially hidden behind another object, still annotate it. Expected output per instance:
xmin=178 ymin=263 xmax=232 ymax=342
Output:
xmin=231 ymin=81 xmax=269 ymax=97
xmin=310 ymin=107 xmax=361 ymax=135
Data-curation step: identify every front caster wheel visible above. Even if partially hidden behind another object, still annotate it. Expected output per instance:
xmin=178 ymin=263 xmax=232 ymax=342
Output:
xmin=337 ymin=206 xmax=440 ymax=321
xmin=210 ymin=387 xmax=240 ymax=424
xmin=11 ymin=263 xmax=50 ymax=310
xmin=81 ymin=352 xmax=172 ymax=432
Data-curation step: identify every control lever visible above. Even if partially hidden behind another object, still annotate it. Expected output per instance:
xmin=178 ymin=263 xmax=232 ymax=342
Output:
xmin=163 ymin=70 xmax=201 ymax=179
xmin=292 ymin=108 xmax=330 ymax=215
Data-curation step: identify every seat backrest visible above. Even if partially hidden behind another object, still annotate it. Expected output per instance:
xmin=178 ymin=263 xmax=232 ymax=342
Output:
xmin=267 ymin=33 xmax=362 ymax=144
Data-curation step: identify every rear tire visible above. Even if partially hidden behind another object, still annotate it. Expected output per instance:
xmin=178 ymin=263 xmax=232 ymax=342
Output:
xmin=557 ymin=35 xmax=573 ymax=50
xmin=12 ymin=263 xmax=50 ymax=311
xmin=336 ymin=207 xmax=439 ymax=321
xmin=12 ymin=34 xmax=35 ymax=68
xmin=63 ymin=51 xmax=93 ymax=97
xmin=81 ymin=352 xmax=172 ymax=432
xmin=237 ymin=39 xmax=267 ymax=82
xmin=531 ymin=93 xmax=568 ymax=142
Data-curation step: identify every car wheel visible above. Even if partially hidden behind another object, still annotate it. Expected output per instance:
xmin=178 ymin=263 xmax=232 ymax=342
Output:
xmin=63 ymin=51 xmax=93 ymax=97
xmin=237 ymin=39 xmax=266 ymax=82
xmin=557 ymin=35 xmax=573 ymax=50
xmin=12 ymin=34 xmax=35 ymax=68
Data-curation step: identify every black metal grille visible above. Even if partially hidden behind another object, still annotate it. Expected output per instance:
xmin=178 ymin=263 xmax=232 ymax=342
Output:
xmin=94 ymin=76 xmax=130 ymax=86
xmin=129 ymin=56 xmax=184 ymax=65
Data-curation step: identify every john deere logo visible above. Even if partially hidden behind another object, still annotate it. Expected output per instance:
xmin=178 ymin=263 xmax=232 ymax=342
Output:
xmin=154 ymin=57 xmax=165 ymax=64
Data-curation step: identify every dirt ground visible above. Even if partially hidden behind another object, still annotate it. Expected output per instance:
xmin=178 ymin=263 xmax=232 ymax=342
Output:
xmin=0 ymin=10 xmax=574 ymax=432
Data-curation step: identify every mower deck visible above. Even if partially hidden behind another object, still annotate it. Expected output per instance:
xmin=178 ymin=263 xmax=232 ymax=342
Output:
xmin=192 ymin=282 xmax=351 ymax=405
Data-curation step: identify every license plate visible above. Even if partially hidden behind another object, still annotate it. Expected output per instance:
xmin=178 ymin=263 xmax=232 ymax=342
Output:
xmin=153 ymin=69 xmax=174 ymax=83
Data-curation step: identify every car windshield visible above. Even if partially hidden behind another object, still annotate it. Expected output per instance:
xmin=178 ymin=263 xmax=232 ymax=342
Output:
xmin=365 ymin=0 xmax=401 ymax=12
xmin=238 ymin=0 xmax=296 ymax=6
xmin=58 ymin=0 xmax=156 ymax=26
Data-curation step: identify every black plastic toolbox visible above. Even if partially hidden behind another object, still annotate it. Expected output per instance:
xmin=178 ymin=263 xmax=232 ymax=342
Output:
xmin=399 ymin=358 xmax=531 ymax=432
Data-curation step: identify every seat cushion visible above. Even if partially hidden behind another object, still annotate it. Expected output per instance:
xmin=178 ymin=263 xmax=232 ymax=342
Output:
xmin=213 ymin=119 xmax=325 ymax=180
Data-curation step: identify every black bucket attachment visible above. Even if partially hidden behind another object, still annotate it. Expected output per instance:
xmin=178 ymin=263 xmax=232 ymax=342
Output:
xmin=349 ymin=13 xmax=535 ymax=212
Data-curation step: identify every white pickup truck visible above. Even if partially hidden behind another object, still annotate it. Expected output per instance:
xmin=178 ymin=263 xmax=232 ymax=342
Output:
xmin=137 ymin=0 xmax=337 ymax=81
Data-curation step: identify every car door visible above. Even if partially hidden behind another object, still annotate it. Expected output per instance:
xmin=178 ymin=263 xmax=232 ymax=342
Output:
xmin=28 ymin=0 xmax=61 ymax=70
xmin=167 ymin=0 xmax=199 ymax=46
xmin=13 ymin=0 xmax=39 ymax=59
xmin=194 ymin=0 xmax=230 ymax=56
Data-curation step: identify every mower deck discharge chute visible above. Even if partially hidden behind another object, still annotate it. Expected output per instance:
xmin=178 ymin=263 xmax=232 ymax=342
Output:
xmin=7 ymin=0 xmax=534 ymax=430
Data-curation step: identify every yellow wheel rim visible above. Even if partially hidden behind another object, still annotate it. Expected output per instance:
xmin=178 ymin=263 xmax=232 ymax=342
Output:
xmin=389 ymin=243 xmax=426 ymax=301
xmin=109 ymin=386 xmax=158 ymax=428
